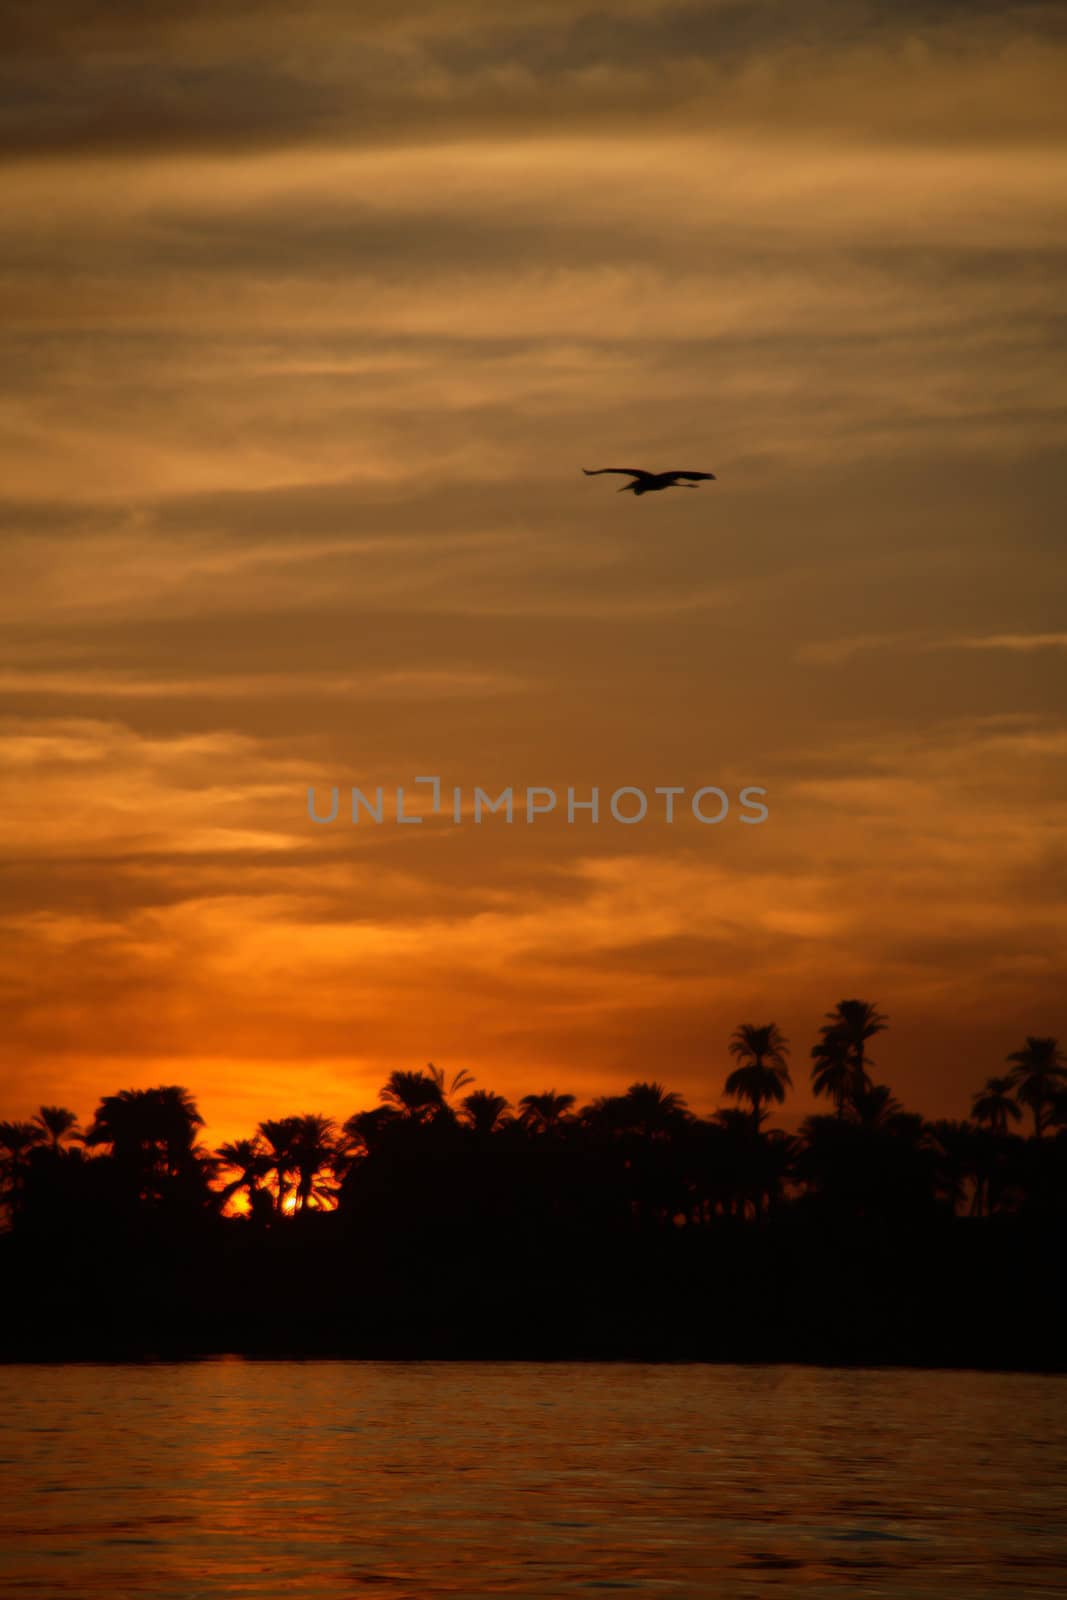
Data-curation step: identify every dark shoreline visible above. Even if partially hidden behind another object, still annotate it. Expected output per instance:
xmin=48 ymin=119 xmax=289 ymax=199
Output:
xmin=4 ymin=1213 xmax=1063 ymax=1372
xmin=2 ymin=1356 xmax=1065 ymax=1373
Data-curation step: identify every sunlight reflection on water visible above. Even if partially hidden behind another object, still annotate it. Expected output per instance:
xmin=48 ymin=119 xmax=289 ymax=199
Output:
xmin=1 ymin=1362 xmax=1065 ymax=1598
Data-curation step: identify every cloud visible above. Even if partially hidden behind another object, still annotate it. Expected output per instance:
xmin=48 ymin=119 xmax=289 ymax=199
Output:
xmin=1 ymin=706 xmax=1064 ymax=1136
xmin=4 ymin=1 xmax=1065 ymax=160
xmin=955 ymin=632 xmax=1067 ymax=652
xmin=1 ymin=0 xmax=1064 ymax=1142
xmin=0 ymin=666 xmax=531 ymax=702
xmin=798 ymin=631 xmax=1067 ymax=664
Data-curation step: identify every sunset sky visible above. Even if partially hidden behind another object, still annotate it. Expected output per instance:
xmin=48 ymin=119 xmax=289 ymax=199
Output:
xmin=2 ymin=0 xmax=1065 ymax=1146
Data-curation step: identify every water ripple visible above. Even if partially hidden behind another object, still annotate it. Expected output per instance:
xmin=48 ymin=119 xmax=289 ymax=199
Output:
xmin=0 ymin=1363 xmax=1064 ymax=1598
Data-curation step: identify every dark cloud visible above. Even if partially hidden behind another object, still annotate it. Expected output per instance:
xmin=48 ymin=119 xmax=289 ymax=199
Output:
xmin=0 ymin=0 xmax=1064 ymax=1138
xmin=2 ymin=0 xmax=1064 ymax=159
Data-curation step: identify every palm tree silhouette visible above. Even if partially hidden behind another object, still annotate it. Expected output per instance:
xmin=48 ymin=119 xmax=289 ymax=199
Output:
xmin=810 ymin=1035 xmax=855 ymax=1118
xmin=933 ymin=1118 xmax=1006 ymax=1217
xmin=258 ymin=1117 xmax=303 ymax=1214
xmin=216 ymin=1137 xmax=272 ymax=1216
xmin=461 ymin=1090 xmax=511 ymax=1136
xmin=427 ymin=1063 xmax=476 ymax=1102
xmin=291 ymin=1114 xmax=339 ymax=1212
xmin=86 ymin=1086 xmax=206 ymax=1201
xmin=725 ymin=1023 xmax=791 ymax=1129
xmin=380 ymin=1069 xmax=447 ymax=1123
xmin=10 ymin=1017 xmax=1067 ymax=1263
xmin=617 ymin=1081 xmax=690 ymax=1138
xmin=971 ymin=1076 xmax=1023 ymax=1138
xmin=851 ymin=1083 xmax=905 ymax=1130
xmin=1006 ymin=1037 xmax=1066 ymax=1137
xmin=812 ymin=999 xmax=887 ymax=1115
xmin=32 ymin=1106 xmax=80 ymax=1152
xmin=518 ymin=1091 xmax=576 ymax=1134
xmin=342 ymin=1105 xmax=402 ymax=1158
xmin=0 ymin=1120 xmax=46 ymax=1220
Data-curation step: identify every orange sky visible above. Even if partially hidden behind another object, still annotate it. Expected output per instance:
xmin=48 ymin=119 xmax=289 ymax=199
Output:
xmin=1 ymin=0 xmax=1065 ymax=1147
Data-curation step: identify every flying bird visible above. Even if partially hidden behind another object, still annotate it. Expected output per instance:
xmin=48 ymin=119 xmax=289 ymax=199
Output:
xmin=582 ymin=467 xmax=716 ymax=495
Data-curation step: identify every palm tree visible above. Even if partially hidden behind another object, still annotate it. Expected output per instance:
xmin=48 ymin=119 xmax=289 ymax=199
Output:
xmin=379 ymin=1070 xmax=446 ymax=1123
xmin=86 ymin=1086 xmax=206 ymax=1202
xmin=290 ymin=1114 xmax=339 ymax=1212
xmin=461 ymin=1090 xmax=511 ymax=1136
xmin=932 ymin=1118 xmax=997 ymax=1217
xmin=341 ymin=1106 xmax=402 ymax=1159
xmin=725 ymin=1024 xmax=791 ymax=1129
xmin=517 ymin=1091 xmax=575 ymax=1134
xmin=812 ymin=999 xmax=887 ymax=1115
xmin=810 ymin=1035 xmax=855 ymax=1118
xmin=1006 ymin=1037 xmax=1067 ymax=1137
xmin=426 ymin=1063 xmax=476 ymax=1102
xmin=0 ymin=1120 xmax=46 ymax=1221
xmin=33 ymin=1106 xmax=80 ymax=1151
xmin=156 ymin=1086 xmax=205 ymax=1178
xmin=87 ymin=1086 xmax=203 ymax=1166
xmin=257 ymin=1117 xmax=302 ymax=1214
xmin=215 ymin=1137 xmax=271 ymax=1216
xmin=616 ymin=1082 xmax=690 ymax=1139
xmin=971 ymin=1076 xmax=1022 ymax=1138
xmin=851 ymin=1083 xmax=905 ymax=1130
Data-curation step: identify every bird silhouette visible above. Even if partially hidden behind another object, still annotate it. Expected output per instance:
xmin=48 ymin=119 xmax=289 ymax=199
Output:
xmin=582 ymin=467 xmax=716 ymax=496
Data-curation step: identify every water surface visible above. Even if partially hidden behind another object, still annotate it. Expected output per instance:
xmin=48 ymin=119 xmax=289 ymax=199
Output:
xmin=1 ymin=1362 xmax=1064 ymax=1597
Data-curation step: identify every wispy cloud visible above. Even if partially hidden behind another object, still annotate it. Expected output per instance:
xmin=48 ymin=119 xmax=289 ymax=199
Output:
xmin=798 ymin=632 xmax=1067 ymax=664
xmin=1 ymin=0 xmax=1064 ymax=1140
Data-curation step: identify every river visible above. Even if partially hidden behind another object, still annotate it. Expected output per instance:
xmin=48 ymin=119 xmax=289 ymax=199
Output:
xmin=2 ymin=1362 xmax=1064 ymax=1597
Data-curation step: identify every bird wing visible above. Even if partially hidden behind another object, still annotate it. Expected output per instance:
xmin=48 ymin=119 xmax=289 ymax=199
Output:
xmin=662 ymin=470 xmax=716 ymax=482
xmin=582 ymin=467 xmax=652 ymax=480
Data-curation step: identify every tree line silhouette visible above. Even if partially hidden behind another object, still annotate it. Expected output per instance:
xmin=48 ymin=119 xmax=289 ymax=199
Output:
xmin=1 ymin=1001 xmax=1065 ymax=1366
